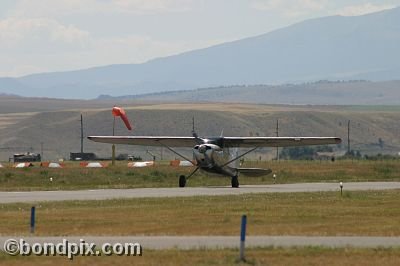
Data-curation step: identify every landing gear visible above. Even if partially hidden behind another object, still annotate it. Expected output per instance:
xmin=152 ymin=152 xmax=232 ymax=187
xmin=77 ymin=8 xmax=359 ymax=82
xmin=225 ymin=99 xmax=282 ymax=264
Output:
xmin=231 ymin=175 xmax=239 ymax=188
xmin=178 ymin=167 xmax=199 ymax=188
xmin=179 ymin=175 xmax=186 ymax=187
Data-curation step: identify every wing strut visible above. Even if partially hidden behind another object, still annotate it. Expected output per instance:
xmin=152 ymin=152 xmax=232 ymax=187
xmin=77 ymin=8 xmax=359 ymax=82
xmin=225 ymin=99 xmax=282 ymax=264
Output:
xmin=221 ymin=147 xmax=259 ymax=168
xmin=157 ymin=141 xmax=196 ymax=166
xmin=186 ymin=166 xmax=200 ymax=180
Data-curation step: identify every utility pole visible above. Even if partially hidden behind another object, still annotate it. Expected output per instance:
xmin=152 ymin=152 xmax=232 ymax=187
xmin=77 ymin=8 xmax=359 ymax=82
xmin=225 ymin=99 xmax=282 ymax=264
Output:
xmin=276 ymin=119 xmax=279 ymax=161
xmin=192 ymin=116 xmax=198 ymax=138
xmin=80 ymin=114 xmax=84 ymax=154
xmin=112 ymin=115 xmax=116 ymax=166
xmin=40 ymin=142 xmax=44 ymax=161
xmin=347 ymin=120 xmax=351 ymax=154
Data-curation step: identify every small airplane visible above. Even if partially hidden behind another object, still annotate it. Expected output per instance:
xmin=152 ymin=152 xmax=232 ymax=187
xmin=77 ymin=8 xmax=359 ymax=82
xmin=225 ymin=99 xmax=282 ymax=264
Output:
xmin=88 ymin=126 xmax=341 ymax=188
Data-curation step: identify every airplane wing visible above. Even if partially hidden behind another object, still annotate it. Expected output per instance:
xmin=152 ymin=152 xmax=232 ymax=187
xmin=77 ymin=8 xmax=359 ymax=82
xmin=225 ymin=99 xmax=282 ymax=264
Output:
xmin=88 ymin=136 xmax=198 ymax=147
xmin=88 ymin=136 xmax=341 ymax=148
xmin=222 ymin=137 xmax=341 ymax=148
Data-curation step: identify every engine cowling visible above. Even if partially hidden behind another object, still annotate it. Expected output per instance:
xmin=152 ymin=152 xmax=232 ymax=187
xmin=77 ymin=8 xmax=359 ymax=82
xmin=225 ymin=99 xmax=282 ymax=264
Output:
xmin=193 ymin=144 xmax=221 ymax=168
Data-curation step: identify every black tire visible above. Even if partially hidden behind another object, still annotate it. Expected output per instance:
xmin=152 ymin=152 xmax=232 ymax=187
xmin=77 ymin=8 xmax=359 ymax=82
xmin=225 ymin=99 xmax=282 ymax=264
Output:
xmin=231 ymin=176 xmax=239 ymax=188
xmin=179 ymin=175 xmax=186 ymax=187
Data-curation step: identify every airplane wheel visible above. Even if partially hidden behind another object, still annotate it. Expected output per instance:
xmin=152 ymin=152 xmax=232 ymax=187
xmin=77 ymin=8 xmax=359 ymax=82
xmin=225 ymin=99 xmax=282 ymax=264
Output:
xmin=179 ymin=175 xmax=186 ymax=187
xmin=231 ymin=176 xmax=239 ymax=188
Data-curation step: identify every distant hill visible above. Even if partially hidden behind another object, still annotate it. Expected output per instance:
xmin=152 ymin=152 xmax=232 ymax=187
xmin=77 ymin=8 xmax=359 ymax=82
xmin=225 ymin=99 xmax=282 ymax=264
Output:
xmin=1 ymin=7 xmax=400 ymax=99
xmin=99 ymin=80 xmax=400 ymax=105
xmin=1 ymin=103 xmax=400 ymax=161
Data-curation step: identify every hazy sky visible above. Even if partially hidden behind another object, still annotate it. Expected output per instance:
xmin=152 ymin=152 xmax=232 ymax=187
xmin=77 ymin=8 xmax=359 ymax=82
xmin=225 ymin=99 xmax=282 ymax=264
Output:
xmin=0 ymin=0 xmax=398 ymax=77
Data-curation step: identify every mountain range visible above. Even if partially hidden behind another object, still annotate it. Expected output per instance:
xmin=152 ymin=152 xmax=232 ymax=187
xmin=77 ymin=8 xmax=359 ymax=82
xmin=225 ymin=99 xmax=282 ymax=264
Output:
xmin=98 ymin=80 xmax=400 ymax=105
xmin=1 ymin=7 xmax=400 ymax=99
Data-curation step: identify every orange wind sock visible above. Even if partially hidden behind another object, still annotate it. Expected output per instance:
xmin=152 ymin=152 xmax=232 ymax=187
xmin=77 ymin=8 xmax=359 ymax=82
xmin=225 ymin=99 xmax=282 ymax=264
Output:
xmin=112 ymin=106 xmax=132 ymax=130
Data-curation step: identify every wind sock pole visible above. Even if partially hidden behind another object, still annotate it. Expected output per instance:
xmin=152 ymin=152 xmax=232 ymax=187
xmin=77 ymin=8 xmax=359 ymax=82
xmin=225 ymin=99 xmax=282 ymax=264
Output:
xmin=112 ymin=115 xmax=116 ymax=166
xmin=111 ymin=106 xmax=132 ymax=167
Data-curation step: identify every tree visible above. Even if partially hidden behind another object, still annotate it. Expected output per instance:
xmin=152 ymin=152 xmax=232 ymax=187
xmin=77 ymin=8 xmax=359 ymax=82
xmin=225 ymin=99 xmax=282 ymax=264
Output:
xmin=280 ymin=145 xmax=333 ymax=160
xmin=378 ymin=138 xmax=384 ymax=149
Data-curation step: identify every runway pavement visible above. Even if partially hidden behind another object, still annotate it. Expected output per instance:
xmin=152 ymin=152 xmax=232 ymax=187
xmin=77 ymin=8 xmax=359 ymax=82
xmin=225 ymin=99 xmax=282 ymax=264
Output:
xmin=1 ymin=236 xmax=400 ymax=250
xmin=1 ymin=182 xmax=400 ymax=203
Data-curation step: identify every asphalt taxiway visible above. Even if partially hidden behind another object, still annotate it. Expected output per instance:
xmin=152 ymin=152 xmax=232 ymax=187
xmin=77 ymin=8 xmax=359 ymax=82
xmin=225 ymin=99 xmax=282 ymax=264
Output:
xmin=1 ymin=236 xmax=400 ymax=249
xmin=1 ymin=182 xmax=399 ymax=203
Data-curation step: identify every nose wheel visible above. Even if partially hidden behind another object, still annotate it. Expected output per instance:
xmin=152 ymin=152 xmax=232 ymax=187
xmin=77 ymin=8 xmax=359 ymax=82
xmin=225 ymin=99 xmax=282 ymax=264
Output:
xmin=179 ymin=175 xmax=186 ymax=187
xmin=178 ymin=166 xmax=199 ymax=188
xmin=231 ymin=175 xmax=239 ymax=188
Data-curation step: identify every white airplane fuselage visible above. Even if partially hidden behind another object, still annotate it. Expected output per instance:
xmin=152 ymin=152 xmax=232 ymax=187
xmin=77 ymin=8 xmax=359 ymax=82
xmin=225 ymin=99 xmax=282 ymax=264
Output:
xmin=193 ymin=144 xmax=237 ymax=177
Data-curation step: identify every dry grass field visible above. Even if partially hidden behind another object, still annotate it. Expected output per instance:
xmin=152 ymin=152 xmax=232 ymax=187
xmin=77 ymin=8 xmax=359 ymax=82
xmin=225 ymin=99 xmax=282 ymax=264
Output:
xmin=1 ymin=189 xmax=400 ymax=264
xmin=1 ymin=191 xmax=399 ymax=236
xmin=0 ymin=113 xmax=37 ymax=130
xmin=1 ymin=247 xmax=400 ymax=266
xmin=0 ymin=160 xmax=399 ymax=191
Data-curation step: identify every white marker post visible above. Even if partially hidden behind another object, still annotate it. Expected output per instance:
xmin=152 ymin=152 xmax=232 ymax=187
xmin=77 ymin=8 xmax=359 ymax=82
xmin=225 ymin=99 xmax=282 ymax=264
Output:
xmin=340 ymin=182 xmax=343 ymax=196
